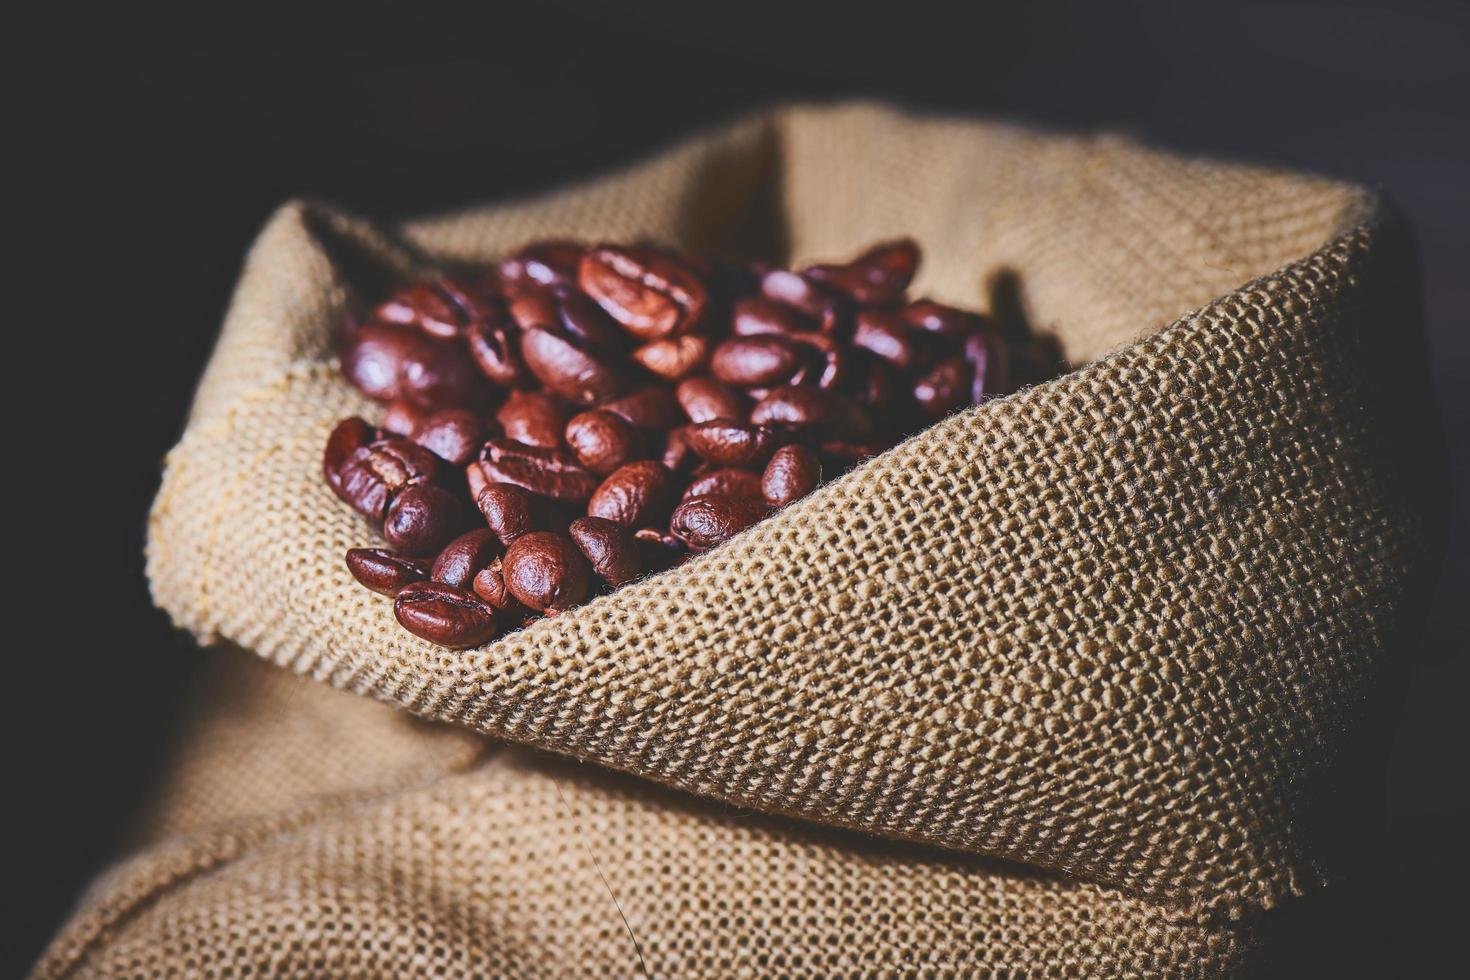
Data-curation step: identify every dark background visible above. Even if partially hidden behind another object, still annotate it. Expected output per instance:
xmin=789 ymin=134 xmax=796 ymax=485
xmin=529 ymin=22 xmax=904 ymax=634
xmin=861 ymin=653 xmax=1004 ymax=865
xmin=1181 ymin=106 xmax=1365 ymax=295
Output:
xmin=14 ymin=1 xmax=1466 ymax=973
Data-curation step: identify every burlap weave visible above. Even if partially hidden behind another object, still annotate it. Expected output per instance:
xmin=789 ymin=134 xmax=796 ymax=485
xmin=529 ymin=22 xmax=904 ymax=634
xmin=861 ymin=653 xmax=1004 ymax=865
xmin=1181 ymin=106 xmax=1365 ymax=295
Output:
xmin=38 ymin=102 xmax=1441 ymax=976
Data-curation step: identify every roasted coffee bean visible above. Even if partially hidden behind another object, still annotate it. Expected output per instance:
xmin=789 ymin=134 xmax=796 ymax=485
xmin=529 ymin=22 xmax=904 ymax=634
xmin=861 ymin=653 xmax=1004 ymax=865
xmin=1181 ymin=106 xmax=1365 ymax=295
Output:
xmin=324 ymin=417 xmax=378 ymax=498
xmin=803 ymin=239 xmax=918 ymax=305
xmin=963 ymin=331 xmax=1007 ymax=404
xmin=471 ymin=557 xmax=532 ymax=618
xmin=383 ymin=399 xmax=428 ymax=437
xmin=660 ymin=427 xmax=699 ymax=474
xmin=675 ymin=376 xmax=746 ymax=424
xmin=499 ymin=241 xmax=586 ymax=287
xmin=475 ymin=482 xmax=561 ymax=546
xmin=633 ymin=527 xmax=687 ymax=573
xmin=900 ymin=299 xmax=986 ymax=340
xmin=431 ymin=528 xmax=502 ymax=588
xmin=578 ymin=245 xmax=709 ymax=340
xmin=750 ymin=385 xmax=871 ymax=439
xmin=343 ymin=321 xmax=488 ymax=410
xmin=502 ymin=531 xmax=593 ymax=612
xmin=633 ymin=334 xmax=710 ymax=380
xmin=496 ymin=390 xmax=572 ymax=449
xmin=394 ymin=582 xmax=500 ymax=648
xmin=762 ymin=445 xmax=822 ymax=507
xmin=345 ymin=548 xmax=431 ymax=597
xmin=670 ymin=494 xmax=770 ymax=551
xmin=710 ymin=335 xmax=805 ymax=387
xmin=553 ymin=284 xmax=624 ymax=351
xmin=412 ymin=409 xmax=489 ymax=466
xmin=853 ymin=310 xmax=917 ymax=370
xmin=471 ymin=439 xmax=599 ymax=505
xmin=565 ymin=409 xmax=641 ymax=475
xmin=337 ymin=438 xmax=441 ymax=520
xmin=520 ymin=324 xmax=623 ymax=404
xmin=376 ymin=281 xmax=465 ymax=339
xmin=587 ymin=460 xmax=677 ymax=528
xmin=683 ymin=467 xmax=764 ymax=502
xmin=568 ymin=516 xmax=642 ymax=586
xmin=505 ymin=282 xmax=560 ymax=332
xmin=468 ymin=319 xmax=534 ymax=389
xmin=759 ymin=269 xmax=844 ymax=329
xmin=732 ymin=295 xmax=811 ymax=336
xmin=601 ymin=385 xmax=682 ymax=431
xmin=913 ymin=355 xmax=972 ymax=418
xmin=789 ymin=331 xmax=851 ymax=389
xmin=682 ymin=420 xmax=782 ymax=467
xmin=384 ymin=483 xmax=465 ymax=557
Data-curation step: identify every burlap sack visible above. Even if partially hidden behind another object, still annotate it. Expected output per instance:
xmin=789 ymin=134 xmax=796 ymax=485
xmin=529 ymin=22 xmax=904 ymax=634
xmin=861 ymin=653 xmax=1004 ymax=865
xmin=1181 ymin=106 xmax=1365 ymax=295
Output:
xmin=37 ymin=102 xmax=1442 ymax=976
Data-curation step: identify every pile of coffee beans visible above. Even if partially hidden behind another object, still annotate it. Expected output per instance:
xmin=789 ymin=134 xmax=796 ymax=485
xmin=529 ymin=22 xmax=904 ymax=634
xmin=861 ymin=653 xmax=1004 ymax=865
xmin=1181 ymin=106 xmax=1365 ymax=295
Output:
xmin=323 ymin=239 xmax=1056 ymax=648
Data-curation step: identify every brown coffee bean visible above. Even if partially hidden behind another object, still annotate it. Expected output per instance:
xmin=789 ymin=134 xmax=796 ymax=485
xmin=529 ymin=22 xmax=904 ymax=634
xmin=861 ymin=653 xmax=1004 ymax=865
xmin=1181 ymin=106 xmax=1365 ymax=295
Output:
xmin=343 ymin=321 xmax=488 ymax=411
xmin=324 ymin=417 xmax=378 ymax=499
xmin=337 ymin=438 xmax=442 ymax=520
xmin=803 ymin=239 xmax=918 ymax=305
xmin=505 ymin=282 xmax=560 ymax=332
xmin=381 ymin=398 xmax=424 ymax=436
xmin=682 ymin=420 xmax=782 ymax=467
xmin=750 ymin=386 xmax=871 ymax=439
xmin=553 ymin=284 xmax=625 ymax=351
xmin=376 ymin=281 xmax=466 ymax=339
xmin=682 ymin=467 xmax=764 ymax=502
xmin=633 ymin=334 xmax=710 ymax=380
xmin=900 ymin=299 xmax=986 ymax=340
xmin=669 ymin=494 xmax=770 ymax=551
xmin=520 ymin=324 xmax=623 ymax=405
xmin=471 ymin=439 xmax=599 ymax=505
xmin=499 ymin=241 xmax=586 ymax=287
xmin=411 ymin=409 xmax=488 ymax=466
xmin=568 ymin=516 xmax=642 ymax=586
xmin=431 ymin=528 xmax=503 ymax=588
xmin=710 ymin=335 xmax=805 ymax=387
xmin=762 ymin=444 xmax=822 ymax=507
xmin=345 ymin=548 xmax=431 ymax=597
xmin=564 ymin=409 xmax=640 ymax=475
xmin=732 ymin=295 xmax=811 ymax=336
xmin=471 ymin=557 xmax=532 ymax=619
xmin=788 ymin=331 xmax=851 ymax=389
xmin=913 ymin=355 xmax=972 ymax=418
xmin=963 ymin=331 xmax=1009 ymax=404
xmin=578 ymin=244 xmax=709 ymax=340
xmin=675 ymin=376 xmax=747 ymax=424
xmin=394 ymin=582 xmax=500 ymax=648
xmin=759 ymin=269 xmax=844 ymax=329
xmin=496 ymin=390 xmax=571 ymax=449
xmin=601 ymin=386 xmax=682 ymax=431
xmin=384 ymin=483 xmax=465 ymax=557
xmin=853 ymin=310 xmax=917 ymax=370
xmin=660 ymin=428 xmax=699 ymax=473
xmin=468 ymin=319 xmax=534 ymax=389
xmin=475 ymin=482 xmax=560 ymax=546
xmin=502 ymin=531 xmax=593 ymax=612
xmin=587 ymin=460 xmax=677 ymax=528
xmin=632 ymin=527 xmax=687 ymax=573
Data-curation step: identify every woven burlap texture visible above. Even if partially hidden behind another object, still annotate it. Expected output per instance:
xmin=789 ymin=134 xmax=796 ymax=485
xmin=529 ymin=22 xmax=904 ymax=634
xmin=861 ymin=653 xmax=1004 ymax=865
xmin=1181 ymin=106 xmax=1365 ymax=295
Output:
xmin=94 ymin=100 xmax=1429 ymax=972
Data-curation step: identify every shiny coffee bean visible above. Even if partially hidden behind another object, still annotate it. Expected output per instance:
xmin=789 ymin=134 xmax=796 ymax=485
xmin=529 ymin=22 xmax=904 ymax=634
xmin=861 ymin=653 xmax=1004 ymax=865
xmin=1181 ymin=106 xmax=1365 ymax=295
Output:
xmin=682 ymin=420 xmax=782 ymax=467
xmin=505 ymin=282 xmax=560 ymax=332
xmin=431 ymin=528 xmax=503 ymax=588
xmin=502 ymin=531 xmax=593 ymax=612
xmin=900 ymin=299 xmax=986 ymax=340
xmin=633 ymin=527 xmax=687 ymax=573
xmin=345 ymin=548 xmax=431 ymax=597
xmin=394 ymin=582 xmax=500 ymax=648
xmin=732 ymin=295 xmax=811 ymax=336
xmin=710 ymin=335 xmax=805 ymax=387
xmin=788 ymin=331 xmax=851 ymax=389
xmin=337 ymin=438 xmax=441 ymax=520
xmin=578 ymin=245 xmax=709 ymax=340
xmin=382 ymin=398 xmax=424 ymax=436
xmin=683 ymin=467 xmax=764 ymax=502
xmin=601 ymin=386 xmax=683 ymax=431
xmin=468 ymin=319 xmax=534 ymax=389
xmin=675 ymin=376 xmax=746 ymax=424
xmin=384 ymin=483 xmax=465 ymax=557
xmin=660 ymin=428 xmax=699 ymax=474
xmin=913 ymin=355 xmax=972 ymax=418
xmin=520 ymin=324 xmax=623 ymax=405
xmin=324 ymin=417 xmax=378 ymax=499
xmin=568 ymin=516 xmax=642 ymax=586
xmin=499 ymin=241 xmax=586 ymax=287
xmin=412 ymin=409 xmax=488 ymax=466
xmin=633 ymin=334 xmax=710 ymax=380
xmin=343 ymin=321 xmax=487 ymax=411
xmin=476 ymin=482 xmax=559 ymax=546
xmin=471 ymin=439 xmax=599 ymax=506
xmin=964 ymin=331 xmax=1008 ymax=404
xmin=853 ymin=310 xmax=917 ymax=370
xmin=670 ymin=494 xmax=770 ymax=551
xmin=587 ymin=460 xmax=677 ymax=528
xmin=496 ymin=390 xmax=571 ymax=449
xmin=471 ymin=557 xmax=532 ymax=619
xmin=759 ymin=269 xmax=844 ymax=329
xmin=762 ymin=445 xmax=822 ymax=507
xmin=565 ymin=409 xmax=641 ymax=475
xmin=750 ymin=386 xmax=871 ymax=439
xmin=802 ymin=239 xmax=918 ymax=305
xmin=553 ymin=284 xmax=625 ymax=351
xmin=376 ymin=281 xmax=465 ymax=339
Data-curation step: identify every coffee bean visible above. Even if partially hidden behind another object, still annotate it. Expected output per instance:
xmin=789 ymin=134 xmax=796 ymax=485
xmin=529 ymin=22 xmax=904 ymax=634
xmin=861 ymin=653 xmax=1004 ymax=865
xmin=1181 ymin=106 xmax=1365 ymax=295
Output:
xmin=412 ymin=409 xmax=489 ymax=466
xmin=505 ymin=282 xmax=560 ymax=332
xmin=601 ymin=386 xmax=683 ymax=431
xmin=431 ymin=528 xmax=503 ymax=588
xmin=345 ymin=548 xmax=431 ymax=596
xmin=963 ymin=331 xmax=1007 ymax=404
xmin=553 ymin=284 xmax=625 ymax=351
xmin=502 ymin=531 xmax=592 ymax=612
xmin=675 ymin=376 xmax=747 ymax=424
xmin=568 ymin=516 xmax=642 ymax=586
xmin=470 ymin=439 xmax=599 ymax=505
xmin=803 ymin=239 xmax=918 ymax=305
xmin=900 ymin=299 xmax=986 ymax=340
xmin=337 ymin=438 xmax=442 ymax=520
xmin=381 ymin=398 xmax=425 ymax=437
xmin=471 ymin=556 xmax=532 ymax=619
xmin=762 ymin=445 xmax=822 ymax=507
xmin=499 ymin=241 xmax=586 ymax=287
xmin=682 ymin=420 xmax=783 ymax=467
xmin=384 ymin=483 xmax=465 ymax=557
xmin=683 ymin=467 xmax=764 ymax=502
xmin=475 ymin=482 xmax=560 ymax=546
xmin=520 ymin=324 xmax=623 ymax=405
xmin=394 ymin=582 xmax=500 ymax=648
xmin=343 ymin=321 xmax=488 ymax=411
xmin=633 ymin=527 xmax=687 ymax=573
xmin=759 ymin=269 xmax=844 ymax=330
xmin=496 ymin=390 xmax=572 ymax=450
xmin=660 ymin=428 xmax=699 ymax=474
xmin=749 ymin=386 xmax=871 ymax=439
xmin=578 ymin=245 xmax=709 ymax=340
xmin=853 ymin=310 xmax=917 ymax=370
xmin=913 ymin=355 xmax=972 ymax=418
xmin=565 ymin=409 xmax=641 ymax=475
xmin=788 ymin=331 xmax=851 ymax=389
xmin=324 ymin=417 xmax=378 ymax=499
xmin=587 ymin=460 xmax=677 ymax=528
xmin=376 ymin=280 xmax=466 ymax=339
xmin=468 ymin=319 xmax=534 ymax=389
xmin=633 ymin=334 xmax=710 ymax=380
xmin=670 ymin=494 xmax=770 ymax=551
xmin=710 ymin=335 xmax=806 ymax=387
xmin=732 ymin=295 xmax=812 ymax=336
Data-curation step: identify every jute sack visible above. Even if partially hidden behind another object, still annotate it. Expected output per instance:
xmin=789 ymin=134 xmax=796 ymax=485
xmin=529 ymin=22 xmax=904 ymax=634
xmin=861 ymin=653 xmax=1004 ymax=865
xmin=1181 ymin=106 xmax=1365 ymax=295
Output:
xmin=38 ymin=102 xmax=1443 ymax=976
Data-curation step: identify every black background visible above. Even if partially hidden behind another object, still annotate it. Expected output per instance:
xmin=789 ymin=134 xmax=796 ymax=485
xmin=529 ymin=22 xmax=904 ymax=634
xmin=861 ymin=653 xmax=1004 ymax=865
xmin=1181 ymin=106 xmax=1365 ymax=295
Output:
xmin=12 ymin=1 xmax=1467 ymax=973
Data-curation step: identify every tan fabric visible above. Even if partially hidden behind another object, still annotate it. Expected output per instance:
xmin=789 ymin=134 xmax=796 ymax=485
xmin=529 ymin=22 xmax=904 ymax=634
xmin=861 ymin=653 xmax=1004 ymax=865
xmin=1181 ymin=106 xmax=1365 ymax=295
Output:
xmin=39 ymin=102 xmax=1438 ymax=976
